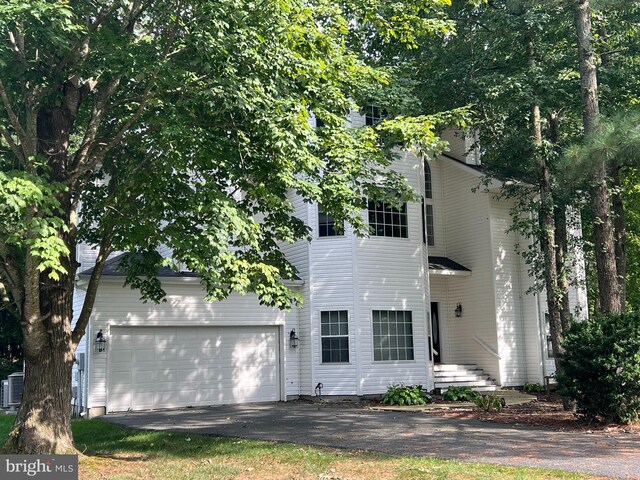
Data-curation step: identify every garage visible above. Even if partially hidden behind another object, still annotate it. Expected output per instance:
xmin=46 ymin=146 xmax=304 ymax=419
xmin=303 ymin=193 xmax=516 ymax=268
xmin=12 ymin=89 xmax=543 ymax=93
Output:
xmin=106 ymin=326 xmax=281 ymax=412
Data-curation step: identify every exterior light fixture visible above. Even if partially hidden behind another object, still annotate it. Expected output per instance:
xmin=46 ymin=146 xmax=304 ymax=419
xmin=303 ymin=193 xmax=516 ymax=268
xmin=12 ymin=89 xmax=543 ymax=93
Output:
xmin=289 ymin=329 xmax=299 ymax=348
xmin=455 ymin=303 xmax=463 ymax=318
xmin=95 ymin=329 xmax=107 ymax=353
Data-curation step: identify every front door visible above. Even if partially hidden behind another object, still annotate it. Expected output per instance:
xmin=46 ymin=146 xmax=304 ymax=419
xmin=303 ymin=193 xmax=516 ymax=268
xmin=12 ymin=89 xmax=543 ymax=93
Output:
xmin=431 ymin=302 xmax=441 ymax=363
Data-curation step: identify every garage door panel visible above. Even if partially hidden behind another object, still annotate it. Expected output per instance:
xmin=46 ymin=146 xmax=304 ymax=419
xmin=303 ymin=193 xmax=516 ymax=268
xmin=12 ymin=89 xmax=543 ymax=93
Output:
xmin=107 ymin=326 xmax=280 ymax=412
xmin=132 ymin=369 xmax=157 ymax=384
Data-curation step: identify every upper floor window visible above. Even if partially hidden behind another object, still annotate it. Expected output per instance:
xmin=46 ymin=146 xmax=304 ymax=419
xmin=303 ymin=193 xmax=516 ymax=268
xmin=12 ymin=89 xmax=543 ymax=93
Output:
xmin=423 ymin=160 xmax=434 ymax=246
xmin=363 ymin=105 xmax=386 ymax=126
xmin=424 ymin=204 xmax=435 ymax=246
xmin=321 ymin=310 xmax=350 ymax=363
xmin=368 ymin=201 xmax=408 ymax=238
xmin=318 ymin=206 xmax=342 ymax=237
xmin=373 ymin=310 xmax=414 ymax=361
xmin=424 ymin=160 xmax=432 ymax=199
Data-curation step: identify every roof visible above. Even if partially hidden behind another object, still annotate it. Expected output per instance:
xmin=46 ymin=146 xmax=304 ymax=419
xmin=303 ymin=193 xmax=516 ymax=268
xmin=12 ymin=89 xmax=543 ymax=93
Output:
xmin=428 ymin=256 xmax=471 ymax=276
xmin=440 ymin=153 xmax=485 ymax=173
xmin=79 ymin=252 xmax=302 ymax=282
xmin=79 ymin=253 xmax=199 ymax=278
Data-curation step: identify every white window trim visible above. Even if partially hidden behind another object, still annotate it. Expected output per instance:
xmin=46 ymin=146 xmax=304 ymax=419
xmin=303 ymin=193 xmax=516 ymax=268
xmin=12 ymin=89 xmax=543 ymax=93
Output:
xmin=320 ymin=310 xmax=351 ymax=364
xmin=371 ymin=309 xmax=416 ymax=363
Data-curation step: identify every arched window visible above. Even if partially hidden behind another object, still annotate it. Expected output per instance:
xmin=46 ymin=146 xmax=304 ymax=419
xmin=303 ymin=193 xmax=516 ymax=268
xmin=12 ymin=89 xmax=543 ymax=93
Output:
xmin=423 ymin=160 xmax=435 ymax=246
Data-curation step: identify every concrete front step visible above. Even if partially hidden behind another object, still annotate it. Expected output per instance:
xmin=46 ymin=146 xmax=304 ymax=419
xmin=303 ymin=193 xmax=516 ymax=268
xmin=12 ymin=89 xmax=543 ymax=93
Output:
xmin=433 ymin=363 xmax=500 ymax=393
xmin=433 ymin=375 xmax=490 ymax=383
xmin=439 ymin=385 xmax=499 ymax=393
xmin=435 ymin=379 xmax=496 ymax=388
xmin=433 ymin=364 xmax=479 ymax=372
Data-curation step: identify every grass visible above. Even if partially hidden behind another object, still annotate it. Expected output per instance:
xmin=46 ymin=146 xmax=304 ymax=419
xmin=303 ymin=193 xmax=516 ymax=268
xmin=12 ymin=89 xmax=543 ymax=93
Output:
xmin=0 ymin=415 xmax=600 ymax=480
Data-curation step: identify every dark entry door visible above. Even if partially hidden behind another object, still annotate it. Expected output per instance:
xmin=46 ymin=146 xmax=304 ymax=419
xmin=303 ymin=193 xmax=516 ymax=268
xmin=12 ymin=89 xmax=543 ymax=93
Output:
xmin=431 ymin=302 xmax=441 ymax=363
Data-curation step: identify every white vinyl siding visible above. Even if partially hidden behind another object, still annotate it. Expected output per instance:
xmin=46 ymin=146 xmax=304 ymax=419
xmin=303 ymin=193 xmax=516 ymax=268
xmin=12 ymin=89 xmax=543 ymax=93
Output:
xmin=279 ymin=191 xmax=310 ymax=396
xmin=441 ymin=158 xmax=501 ymax=381
xmin=355 ymin=151 xmax=429 ymax=394
xmin=308 ymin=200 xmax=357 ymax=395
xmin=490 ymin=197 xmax=528 ymax=386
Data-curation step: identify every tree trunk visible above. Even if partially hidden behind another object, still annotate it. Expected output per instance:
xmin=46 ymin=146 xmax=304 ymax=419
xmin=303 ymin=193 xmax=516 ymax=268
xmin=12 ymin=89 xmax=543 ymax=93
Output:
xmin=549 ymin=113 xmax=573 ymax=332
xmin=574 ymin=0 xmax=622 ymax=314
xmin=4 ymin=92 xmax=81 ymax=454
xmin=611 ymin=166 xmax=626 ymax=305
xmin=526 ymin=35 xmax=564 ymax=361
xmin=554 ymin=205 xmax=572 ymax=332
xmin=526 ymin=32 xmax=573 ymax=409
xmin=4 ymin=323 xmax=75 ymax=454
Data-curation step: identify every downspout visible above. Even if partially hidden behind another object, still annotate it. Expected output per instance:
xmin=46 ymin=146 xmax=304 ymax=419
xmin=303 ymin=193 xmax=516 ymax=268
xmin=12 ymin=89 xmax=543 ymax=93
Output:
xmin=420 ymin=155 xmax=433 ymax=391
xmin=351 ymin=220 xmax=362 ymax=395
xmin=537 ymin=289 xmax=548 ymax=379
xmin=515 ymin=227 xmax=529 ymax=381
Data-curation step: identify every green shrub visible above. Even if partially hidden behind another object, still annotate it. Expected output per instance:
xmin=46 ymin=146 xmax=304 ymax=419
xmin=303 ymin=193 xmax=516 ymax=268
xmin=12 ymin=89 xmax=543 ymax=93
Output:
xmin=474 ymin=394 xmax=505 ymax=412
xmin=557 ymin=312 xmax=640 ymax=424
xmin=522 ymin=382 xmax=544 ymax=393
xmin=442 ymin=386 xmax=479 ymax=402
xmin=381 ymin=384 xmax=431 ymax=406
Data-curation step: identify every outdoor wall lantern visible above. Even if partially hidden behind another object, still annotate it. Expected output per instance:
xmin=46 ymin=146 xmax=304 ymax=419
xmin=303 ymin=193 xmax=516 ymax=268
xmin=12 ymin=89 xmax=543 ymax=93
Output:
xmin=289 ymin=329 xmax=299 ymax=348
xmin=455 ymin=303 xmax=463 ymax=318
xmin=94 ymin=329 xmax=107 ymax=353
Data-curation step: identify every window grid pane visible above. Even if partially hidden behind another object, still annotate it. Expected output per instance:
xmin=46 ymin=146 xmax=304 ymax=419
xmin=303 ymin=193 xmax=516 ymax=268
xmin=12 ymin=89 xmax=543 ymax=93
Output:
xmin=368 ymin=201 xmax=408 ymax=238
xmin=321 ymin=311 xmax=350 ymax=363
xmin=372 ymin=310 xmax=414 ymax=361
xmin=318 ymin=207 xmax=342 ymax=237
xmin=425 ymin=204 xmax=435 ymax=246
xmin=364 ymin=105 xmax=386 ymax=126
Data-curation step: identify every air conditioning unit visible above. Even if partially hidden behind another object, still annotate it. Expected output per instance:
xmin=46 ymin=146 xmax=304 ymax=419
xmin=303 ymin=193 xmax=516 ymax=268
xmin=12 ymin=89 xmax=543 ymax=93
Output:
xmin=8 ymin=372 xmax=24 ymax=406
xmin=1 ymin=380 xmax=8 ymax=408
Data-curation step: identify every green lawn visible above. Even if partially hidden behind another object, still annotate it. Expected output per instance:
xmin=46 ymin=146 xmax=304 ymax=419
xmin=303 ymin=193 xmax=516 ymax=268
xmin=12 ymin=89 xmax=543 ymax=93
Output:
xmin=0 ymin=415 xmax=599 ymax=480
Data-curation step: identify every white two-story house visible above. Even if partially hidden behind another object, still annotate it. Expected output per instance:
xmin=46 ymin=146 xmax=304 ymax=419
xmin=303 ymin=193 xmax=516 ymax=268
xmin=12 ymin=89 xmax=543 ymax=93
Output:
xmin=73 ymin=115 xmax=587 ymax=417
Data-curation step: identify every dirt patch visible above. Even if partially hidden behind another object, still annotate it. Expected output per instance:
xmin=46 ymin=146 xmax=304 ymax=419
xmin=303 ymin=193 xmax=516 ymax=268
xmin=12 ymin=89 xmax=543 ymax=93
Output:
xmin=422 ymin=392 xmax=640 ymax=434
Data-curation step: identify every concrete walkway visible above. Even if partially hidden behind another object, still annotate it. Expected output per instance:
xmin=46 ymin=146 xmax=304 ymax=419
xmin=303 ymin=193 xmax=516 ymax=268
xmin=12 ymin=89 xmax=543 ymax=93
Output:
xmin=105 ymin=403 xmax=640 ymax=479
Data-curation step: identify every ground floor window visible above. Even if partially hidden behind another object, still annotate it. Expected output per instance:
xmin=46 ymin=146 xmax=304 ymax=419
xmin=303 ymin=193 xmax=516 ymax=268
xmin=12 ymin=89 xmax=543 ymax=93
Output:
xmin=321 ymin=311 xmax=350 ymax=363
xmin=372 ymin=310 xmax=414 ymax=361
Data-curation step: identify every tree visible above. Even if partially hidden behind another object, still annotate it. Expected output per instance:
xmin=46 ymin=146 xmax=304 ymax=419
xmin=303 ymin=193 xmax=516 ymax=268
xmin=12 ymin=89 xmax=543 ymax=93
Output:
xmin=573 ymin=0 xmax=622 ymax=314
xmin=0 ymin=0 xmax=452 ymax=453
xmin=399 ymin=0 xmax=640 ymax=319
xmin=394 ymin=0 xmax=588 ymax=386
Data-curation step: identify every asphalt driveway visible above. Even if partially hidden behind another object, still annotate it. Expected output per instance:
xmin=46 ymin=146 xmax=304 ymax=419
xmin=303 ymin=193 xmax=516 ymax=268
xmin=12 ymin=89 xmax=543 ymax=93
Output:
xmin=105 ymin=402 xmax=640 ymax=479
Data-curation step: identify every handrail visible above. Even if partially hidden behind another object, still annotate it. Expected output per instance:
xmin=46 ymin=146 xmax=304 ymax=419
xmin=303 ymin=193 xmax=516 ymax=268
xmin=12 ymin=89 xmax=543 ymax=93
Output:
xmin=474 ymin=336 xmax=501 ymax=360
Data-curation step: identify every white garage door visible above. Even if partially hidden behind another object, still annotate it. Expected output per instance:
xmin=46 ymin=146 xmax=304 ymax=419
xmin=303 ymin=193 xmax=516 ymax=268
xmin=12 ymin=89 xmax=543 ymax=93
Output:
xmin=107 ymin=326 xmax=280 ymax=412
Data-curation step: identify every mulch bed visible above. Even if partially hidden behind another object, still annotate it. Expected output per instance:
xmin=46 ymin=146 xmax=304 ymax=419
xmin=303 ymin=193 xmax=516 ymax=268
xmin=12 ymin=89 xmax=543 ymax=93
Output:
xmin=297 ymin=393 xmax=640 ymax=434
xmin=424 ymin=392 xmax=640 ymax=434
